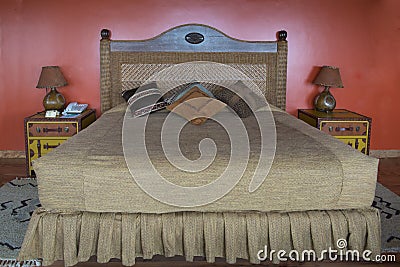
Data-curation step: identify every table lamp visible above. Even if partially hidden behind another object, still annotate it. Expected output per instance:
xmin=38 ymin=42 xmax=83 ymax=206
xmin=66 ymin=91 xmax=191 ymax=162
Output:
xmin=313 ymin=66 xmax=343 ymax=112
xmin=36 ymin=66 xmax=68 ymax=110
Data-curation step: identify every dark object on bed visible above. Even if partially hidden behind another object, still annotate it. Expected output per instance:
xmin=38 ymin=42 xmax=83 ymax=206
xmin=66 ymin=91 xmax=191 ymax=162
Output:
xmin=121 ymin=82 xmax=166 ymax=117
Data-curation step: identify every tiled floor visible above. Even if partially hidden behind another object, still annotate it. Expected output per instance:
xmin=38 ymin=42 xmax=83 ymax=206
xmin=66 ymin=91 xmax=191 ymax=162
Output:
xmin=0 ymin=158 xmax=26 ymax=186
xmin=378 ymin=157 xmax=400 ymax=196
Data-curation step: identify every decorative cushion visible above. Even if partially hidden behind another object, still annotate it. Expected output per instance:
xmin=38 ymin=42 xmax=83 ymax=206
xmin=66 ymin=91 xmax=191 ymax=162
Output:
xmin=121 ymin=82 xmax=167 ymax=117
xmin=213 ymin=80 xmax=264 ymax=118
xmin=167 ymin=83 xmax=226 ymax=125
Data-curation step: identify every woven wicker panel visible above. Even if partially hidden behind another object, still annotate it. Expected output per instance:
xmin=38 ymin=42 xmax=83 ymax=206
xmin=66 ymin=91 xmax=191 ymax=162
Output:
xmin=109 ymin=52 xmax=278 ymax=110
xmin=100 ymin=39 xmax=112 ymax=112
xmin=120 ymin=63 xmax=270 ymax=98
xmin=276 ymin=41 xmax=288 ymax=110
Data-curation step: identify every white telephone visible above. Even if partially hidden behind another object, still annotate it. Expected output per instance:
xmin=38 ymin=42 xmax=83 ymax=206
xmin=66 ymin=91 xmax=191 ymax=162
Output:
xmin=63 ymin=102 xmax=88 ymax=114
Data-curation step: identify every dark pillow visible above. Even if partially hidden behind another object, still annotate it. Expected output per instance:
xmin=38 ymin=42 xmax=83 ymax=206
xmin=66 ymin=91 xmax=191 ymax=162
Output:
xmin=213 ymin=81 xmax=263 ymax=118
xmin=121 ymin=88 xmax=137 ymax=102
xmin=121 ymin=82 xmax=167 ymax=117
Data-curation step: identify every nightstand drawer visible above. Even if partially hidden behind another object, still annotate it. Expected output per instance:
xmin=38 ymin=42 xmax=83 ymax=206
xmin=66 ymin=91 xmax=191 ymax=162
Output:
xmin=28 ymin=139 xmax=67 ymax=162
xmin=320 ymin=121 xmax=368 ymax=136
xmin=27 ymin=122 xmax=78 ymax=137
xmin=298 ymin=109 xmax=371 ymax=155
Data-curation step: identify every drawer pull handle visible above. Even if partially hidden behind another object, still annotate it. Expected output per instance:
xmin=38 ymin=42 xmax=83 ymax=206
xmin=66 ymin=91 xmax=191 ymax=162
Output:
xmin=43 ymin=127 xmax=62 ymax=133
xmin=37 ymin=140 xmax=41 ymax=157
xmin=356 ymin=126 xmax=360 ymax=132
xmin=335 ymin=126 xmax=353 ymax=132
xmin=43 ymin=143 xmax=60 ymax=150
xmin=64 ymin=126 xmax=69 ymax=133
xmin=36 ymin=127 xmax=41 ymax=133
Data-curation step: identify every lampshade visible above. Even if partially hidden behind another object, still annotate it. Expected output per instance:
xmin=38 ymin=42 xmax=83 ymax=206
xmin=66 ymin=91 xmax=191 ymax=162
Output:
xmin=36 ymin=66 xmax=68 ymax=89
xmin=312 ymin=66 xmax=343 ymax=88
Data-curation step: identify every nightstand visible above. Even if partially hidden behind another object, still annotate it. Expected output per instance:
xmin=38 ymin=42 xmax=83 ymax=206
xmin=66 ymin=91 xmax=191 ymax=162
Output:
xmin=298 ymin=109 xmax=371 ymax=155
xmin=24 ymin=109 xmax=96 ymax=176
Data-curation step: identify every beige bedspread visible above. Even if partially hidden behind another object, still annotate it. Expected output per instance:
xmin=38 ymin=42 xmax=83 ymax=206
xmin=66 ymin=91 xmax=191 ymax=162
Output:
xmin=33 ymin=104 xmax=378 ymax=213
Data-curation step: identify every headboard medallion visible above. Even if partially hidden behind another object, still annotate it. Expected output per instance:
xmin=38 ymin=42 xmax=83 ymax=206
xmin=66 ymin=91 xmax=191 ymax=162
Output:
xmin=185 ymin=32 xmax=204 ymax=44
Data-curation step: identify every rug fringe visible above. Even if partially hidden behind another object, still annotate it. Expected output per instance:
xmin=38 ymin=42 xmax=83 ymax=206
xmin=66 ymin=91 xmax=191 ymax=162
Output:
xmin=0 ymin=259 xmax=41 ymax=267
xmin=14 ymin=177 xmax=36 ymax=181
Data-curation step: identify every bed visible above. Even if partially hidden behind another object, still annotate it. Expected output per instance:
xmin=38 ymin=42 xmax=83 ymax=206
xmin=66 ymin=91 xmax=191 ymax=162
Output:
xmin=19 ymin=24 xmax=381 ymax=266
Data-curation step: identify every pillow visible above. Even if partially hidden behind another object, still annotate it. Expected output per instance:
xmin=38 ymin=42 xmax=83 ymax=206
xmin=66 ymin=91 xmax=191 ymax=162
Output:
xmin=213 ymin=81 xmax=264 ymax=118
xmin=167 ymin=83 xmax=226 ymax=125
xmin=121 ymin=82 xmax=167 ymax=117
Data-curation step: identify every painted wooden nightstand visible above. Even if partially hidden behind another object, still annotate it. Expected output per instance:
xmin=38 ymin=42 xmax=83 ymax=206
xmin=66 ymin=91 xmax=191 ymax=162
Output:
xmin=298 ymin=109 xmax=371 ymax=155
xmin=24 ymin=109 xmax=96 ymax=176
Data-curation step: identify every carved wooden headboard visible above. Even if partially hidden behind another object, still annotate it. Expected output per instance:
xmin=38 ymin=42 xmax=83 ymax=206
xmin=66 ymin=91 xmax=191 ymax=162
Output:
xmin=99 ymin=24 xmax=288 ymax=113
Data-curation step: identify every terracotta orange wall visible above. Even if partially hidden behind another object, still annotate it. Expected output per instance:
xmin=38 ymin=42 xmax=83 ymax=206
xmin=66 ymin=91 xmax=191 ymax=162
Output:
xmin=1 ymin=0 xmax=399 ymax=151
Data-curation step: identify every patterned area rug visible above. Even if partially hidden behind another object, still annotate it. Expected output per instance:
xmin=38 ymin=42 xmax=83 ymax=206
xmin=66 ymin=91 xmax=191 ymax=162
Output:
xmin=0 ymin=179 xmax=41 ymax=266
xmin=0 ymin=178 xmax=399 ymax=264
xmin=373 ymin=183 xmax=400 ymax=252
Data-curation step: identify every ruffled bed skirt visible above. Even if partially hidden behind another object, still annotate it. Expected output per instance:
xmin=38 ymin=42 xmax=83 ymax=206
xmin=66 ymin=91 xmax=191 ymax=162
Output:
xmin=18 ymin=207 xmax=381 ymax=266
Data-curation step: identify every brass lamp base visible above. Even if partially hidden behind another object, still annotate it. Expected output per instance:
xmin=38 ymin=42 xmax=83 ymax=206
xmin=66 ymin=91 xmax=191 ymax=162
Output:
xmin=43 ymin=88 xmax=66 ymax=111
xmin=314 ymin=86 xmax=336 ymax=112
